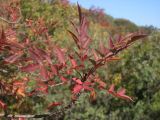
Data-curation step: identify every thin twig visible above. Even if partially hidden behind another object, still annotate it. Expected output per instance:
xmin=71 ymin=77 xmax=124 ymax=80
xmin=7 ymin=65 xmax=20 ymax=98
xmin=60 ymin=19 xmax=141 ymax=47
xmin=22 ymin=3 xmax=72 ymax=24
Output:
xmin=49 ymin=82 xmax=64 ymax=87
xmin=0 ymin=113 xmax=49 ymax=118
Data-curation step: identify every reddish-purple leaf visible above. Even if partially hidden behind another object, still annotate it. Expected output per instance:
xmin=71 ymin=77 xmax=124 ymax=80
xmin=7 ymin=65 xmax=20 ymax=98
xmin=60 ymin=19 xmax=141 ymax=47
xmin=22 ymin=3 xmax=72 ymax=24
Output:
xmin=72 ymin=78 xmax=83 ymax=85
xmin=77 ymin=3 xmax=82 ymax=24
xmin=81 ymin=54 xmax=88 ymax=62
xmin=60 ymin=76 xmax=68 ymax=83
xmin=7 ymin=42 xmax=24 ymax=49
xmin=83 ymin=86 xmax=93 ymax=91
xmin=4 ymin=52 xmax=23 ymax=63
xmin=70 ymin=21 xmax=79 ymax=33
xmin=18 ymin=117 xmax=26 ymax=120
xmin=116 ymin=88 xmax=134 ymax=101
xmin=84 ymin=81 xmax=92 ymax=86
xmin=122 ymin=32 xmax=147 ymax=43
xmin=29 ymin=48 xmax=43 ymax=65
xmin=44 ymin=54 xmax=52 ymax=64
xmin=94 ymin=77 xmax=106 ymax=89
xmin=21 ymin=63 xmax=39 ymax=72
xmin=72 ymin=84 xmax=83 ymax=94
xmin=50 ymin=65 xmax=58 ymax=75
xmin=80 ymin=17 xmax=89 ymax=35
xmin=40 ymin=66 xmax=49 ymax=81
xmin=92 ymin=49 xmax=99 ymax=61
xmin=34 ymin=47 xmax=52 ymax=64
xmin=47 ymin=102 xmax=62 ymax=109
xmin=108 ymin=84 xmax=133 ymax=102
xmin=54 ymin=47 xmax=66 ymax=64
xmin=68 ymin=30 xmax=80 ymax=49
xmin=117 ymin=35 xmax=122 ymax=43
xmin=108 ymin=84 xmax=116 ymax=95
xmin=109 ymin=37 xmax=114 ymax=49
xmin=130 ymin=33 xmax=148 ymax=42
xmin=83 ymin=38 xmax=91 ymax=49
xmin=5 ymin=28 xmax=16 ymax=37
xmin=36 ymin=82 xmax=48 ymax=94
xmin=69 ymin=55 xmax=77 ymax=68
xmin=98 ymin=40 xmax=110 ymax=56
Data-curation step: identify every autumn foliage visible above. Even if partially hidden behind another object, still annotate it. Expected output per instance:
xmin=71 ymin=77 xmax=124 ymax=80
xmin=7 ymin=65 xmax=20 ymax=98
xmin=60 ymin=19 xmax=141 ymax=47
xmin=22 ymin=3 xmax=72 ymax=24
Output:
xmin=0 ymin=0 xmax=147 ymax=119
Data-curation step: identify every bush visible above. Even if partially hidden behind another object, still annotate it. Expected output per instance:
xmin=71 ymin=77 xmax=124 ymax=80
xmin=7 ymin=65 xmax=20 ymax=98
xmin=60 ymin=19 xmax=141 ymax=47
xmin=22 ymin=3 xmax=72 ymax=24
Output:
xmin=0 ymin=0 xmax=147 ymax=119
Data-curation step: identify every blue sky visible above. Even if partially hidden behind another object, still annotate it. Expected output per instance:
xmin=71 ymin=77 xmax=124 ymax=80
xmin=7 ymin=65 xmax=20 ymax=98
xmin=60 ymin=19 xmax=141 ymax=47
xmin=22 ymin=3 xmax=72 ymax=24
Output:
xmin=69 ymin=0 xmax=160 ymax=28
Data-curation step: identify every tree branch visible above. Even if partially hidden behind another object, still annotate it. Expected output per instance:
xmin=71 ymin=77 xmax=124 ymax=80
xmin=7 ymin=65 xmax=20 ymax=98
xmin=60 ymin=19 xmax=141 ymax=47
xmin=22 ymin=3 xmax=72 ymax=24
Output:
xmin=0 ymin=113 xmax=49 ymax=119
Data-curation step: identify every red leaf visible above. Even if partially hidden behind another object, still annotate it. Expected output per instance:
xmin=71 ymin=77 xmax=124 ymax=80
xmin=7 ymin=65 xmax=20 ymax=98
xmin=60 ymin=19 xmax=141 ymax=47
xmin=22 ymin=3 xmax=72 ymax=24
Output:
xmin=83 ymin=38 xmax=91 ymax=49
xmin=34 ymin=47 xmax=52 ymax=64
xmin=109 ymin=37 xmax=114 ymax=49
xmin=108 ymin=85 xmax=133 ymax=102
xmin=40 ymin=66 xmax=49 ymax=81
xmin=4 ymin=52 xmax=23 ymax=63
xmin=5 ymin=28 xmax=16 ymax=37
xmin=36 ymin=82 xmax=48 ymax=94
xmin=80 ymin=17 xmax=88 ymax=35
xmin=47 ymin=102 xmax=62 ymax=109
xmin=69 ymin=55 xmax=77 ymax=68
xmin=92 ymin=49 xmax=99 ymax=61
xmin=70 ymin=21 xmax=79 ymax=33
xmin=77 ymin=3 xmax=82 ymax=24
xmin=122 ymin=32 xmax=147 ymax=44
xmin=18 ymin=117 xmax=26 ymax=120
xmin=72 ymin=84 xmax=83 ymax=94
xmin=0 ymin=100 xmax=7 ymax=109
xmin=94 ymin=77 xmax=106 ymax=89
xmin=72 ymin=78 xmax=83 ymax=85
xmin=29 ymin=48 xmax=43 ymax=65
xmin=7 ymin=42 xmax=24 ymax=50
xmin=21 ymin=63 xmax=39 ymax=72
xmin=60 ymin=76 xmax=68 ymax=83
xmin=68 ymin=30 xmax=80 ymax=49
xmin=36 ymin=87 xmax=48 ymax=94
xmin=116 ymin=88 xmax=134 ymax=101
xmin=42 ymin=53 xmax=52 ymax=64
xmin=117 ymin=35 xmax=122 ymax=43
xmin=98 ymin=41 xmax=110 ymax=56
xmin=108 ymin=84 xmax=116 ymax=95
xmin=66 ymin=69 xmax=73 ymax=75
xmin=24 ymin=37 xmax=30 ymax=45
xmin=54 ymin=47 xmax=66 ymax=64
xmin=83 ymin=86 xmax=93 ymax=91
xmin=50 ymin=65 xmax=58 ymax=75
xmin=129 ymin=32 xmax=148 ymax=42
xmin=84 ymin=81 xmax=92 ymax=86
xmin=81 ymin=53 xmax=88 ymax=61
